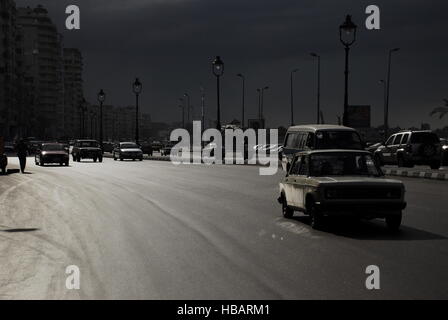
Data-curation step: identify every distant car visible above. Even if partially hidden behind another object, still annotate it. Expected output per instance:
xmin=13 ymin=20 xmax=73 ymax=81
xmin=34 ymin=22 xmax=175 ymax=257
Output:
xmin=281 ymin=125 xmax=365 ymax=172
xmin=374 ymin=130 xmax=442 ymax=169
xmin=72 ymin=139 xmax=103 ymax=162
xmin=441 ymin=138 xmax=448 ymax=166
xmin=151 ymin=141 xmax=163 ymax=152
xmin=161 ymin=142 xmax=176 ymax=156
xmin=278 ymin=150 xmax=406 ymax=231
xmin=35 ymin=143 xmax=70 ymax=166
xmin=141 ymin=142 xmax=153 ymax=156
xmin=113 ymin=142 xmax=143 ymax=161
xmin=365 ymin=142 xmax=383 ymax=154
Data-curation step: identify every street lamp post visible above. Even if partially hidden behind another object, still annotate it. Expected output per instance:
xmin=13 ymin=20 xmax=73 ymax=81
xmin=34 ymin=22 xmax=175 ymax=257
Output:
xmin=78 ymin=98 xmax=87 ymax=138
xmin=90 ymin=110 xmax=96 ymax=139
xmin=133 ymin=78 xmax=142 ymax=145
xmin=97 ymin=90 xmax=105 ymax=148
xmin=236 ymin=73 xmax=245 ymax=128
xmin=200 ymin=86 xmax=205 ymax=130
xmin=310 ymin=53 xmax=321 ymax=124
xmin=212 ymin=56 xmax=224 ymax=131
xmin=184 ymin=93 xmax=190 ymax=123
xmin=290 ymin=69 xmax=298 ymax=126
xmin=178 ymin=98 xmax=185 ymax=128
xmin=385 ymin=48 xmax=400 ymax=139
xmin=379 ymin=80 xmax=387 ymax=139
xmin=260 ymin=86 xmax=269 ymax=128
xmin=339 ymin=15 xmax=357 ymax=127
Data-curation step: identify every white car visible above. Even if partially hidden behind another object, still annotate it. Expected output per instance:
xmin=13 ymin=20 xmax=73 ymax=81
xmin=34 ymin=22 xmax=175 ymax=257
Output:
xmin=113 ymin=142 xmax=143 ymax=161
xmin=278 ymin=149 xmax=406 ymax=230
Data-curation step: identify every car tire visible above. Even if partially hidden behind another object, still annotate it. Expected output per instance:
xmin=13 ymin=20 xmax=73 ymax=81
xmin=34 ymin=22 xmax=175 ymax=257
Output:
xmin=374 ymin=154 xmax=383 ymax=167
xmin=385 ymin=212 xmax=402 ymax=231
xmin=99 ymin=157 xmax=103 ymax=163
xmin=65 ymin=161 xmax=69 ymax=166
xmin=41 ymin=161 xmax=45 ymax=166
xmin=120 ymin=157 xmax=123 ymax=161
xmin=93 ymin=158 xmax=97 ymax=162
xmin=281 ymin=195 xmax=294 ymax=219
xmin=307 ymin=199 xmax=323 ymax=230
xmin=430 ymin=161 xmax=440 ymax=170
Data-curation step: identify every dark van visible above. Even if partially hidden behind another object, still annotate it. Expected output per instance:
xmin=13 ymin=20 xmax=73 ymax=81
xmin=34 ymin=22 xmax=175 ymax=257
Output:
xmin=281 ymin=125 xmax=364 ymax=171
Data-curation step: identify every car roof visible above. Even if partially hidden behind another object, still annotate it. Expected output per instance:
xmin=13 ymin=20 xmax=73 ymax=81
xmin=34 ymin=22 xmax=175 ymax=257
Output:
xmin=294 ymin=149 xmax=371 ymax=156
xmin=287 ymin=124 xmax=356 ymax=132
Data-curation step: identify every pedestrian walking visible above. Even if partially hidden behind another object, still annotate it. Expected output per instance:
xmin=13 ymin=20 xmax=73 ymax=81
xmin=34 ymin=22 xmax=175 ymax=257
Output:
xmin=16 ymin=139 xmax=28 ymax=173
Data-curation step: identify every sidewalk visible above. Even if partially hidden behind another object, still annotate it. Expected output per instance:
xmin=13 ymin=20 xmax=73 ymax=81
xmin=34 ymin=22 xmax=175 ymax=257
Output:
xmin=382 ymin=165 xmax=448 ymax=181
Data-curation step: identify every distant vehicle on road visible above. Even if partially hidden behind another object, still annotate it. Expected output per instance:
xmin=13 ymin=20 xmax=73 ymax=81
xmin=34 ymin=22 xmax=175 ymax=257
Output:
xmin=161 ymin=142 xmax=176 ymax=156
xmin=113 ymin=142 xmax=143 ymax=161
xmin=140 ymin=142 xmax=153 ymax=156
xmin=151 ymin=140 xmax=163 ymax=152
xmin=281 ymin=125 xmax=365 ymax=172
xmin=35 ymin=143 xmax=70 ymax=166
xmin=374 ymin=130 xmax=442 ymax=169
xmin=278 ymin=150 xmax=406 ymax=231
xmin=72 ymin=139 xmax=103 ymax=162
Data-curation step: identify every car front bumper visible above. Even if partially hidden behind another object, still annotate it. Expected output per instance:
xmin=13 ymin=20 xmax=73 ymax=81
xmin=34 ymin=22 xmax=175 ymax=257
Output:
xmin=315 ymin=201 xmax=406 ymax=218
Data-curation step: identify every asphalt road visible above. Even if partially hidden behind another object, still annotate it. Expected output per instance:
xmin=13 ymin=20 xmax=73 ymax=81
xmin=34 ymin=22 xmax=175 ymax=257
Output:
xmin=0 ymin=157 xmax=447 ymax=299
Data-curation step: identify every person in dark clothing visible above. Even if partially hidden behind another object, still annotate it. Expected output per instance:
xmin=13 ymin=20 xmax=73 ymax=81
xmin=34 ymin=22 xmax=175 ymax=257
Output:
xmin=16 ymin=140 xmax=28 ymax=173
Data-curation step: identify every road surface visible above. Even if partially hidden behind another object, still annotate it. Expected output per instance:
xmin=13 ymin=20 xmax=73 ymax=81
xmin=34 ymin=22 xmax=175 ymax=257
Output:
xmin=0 ymin=157 xmax=447 ymax=299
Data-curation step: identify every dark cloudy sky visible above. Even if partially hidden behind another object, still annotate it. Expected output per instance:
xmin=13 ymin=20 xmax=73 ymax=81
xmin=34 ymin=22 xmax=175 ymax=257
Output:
xmin=18 ymin=0 xmax=448 ymax=129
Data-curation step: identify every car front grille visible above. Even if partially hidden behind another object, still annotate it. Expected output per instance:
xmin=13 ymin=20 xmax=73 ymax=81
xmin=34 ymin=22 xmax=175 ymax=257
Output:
xmin=325 ymin=187 xmax=401 ymax=200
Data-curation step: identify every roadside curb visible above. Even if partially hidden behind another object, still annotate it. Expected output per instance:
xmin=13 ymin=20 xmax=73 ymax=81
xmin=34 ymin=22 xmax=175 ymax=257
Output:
xmin=102 ymin=153 xmax=279 ymax=167
xmin=383 ymin=168 xmax=448 ymax=181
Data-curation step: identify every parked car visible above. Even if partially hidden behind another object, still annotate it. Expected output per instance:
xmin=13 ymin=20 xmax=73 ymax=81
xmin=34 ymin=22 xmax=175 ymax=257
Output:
xmin=365 ymin=142 xmax=383 ymax=154
xmin=151 ymin=141 xmax=163 ymax=152
xmin=374 ymin=130 xmax=442 ymax=169
xmin=278 ymin=150 xmax=406 ymax=231
xmin=72 ymin=139 xmax=103 ymax=162
xmin=113 ymin=142 xmax=143 ymax=161
xmin=441 ymin=138 xmax=448 ymax=166
xmin=35 ymin=143 xmax=70 ymax=166
xmin=281 ymin=124 xmax=365 ymax=172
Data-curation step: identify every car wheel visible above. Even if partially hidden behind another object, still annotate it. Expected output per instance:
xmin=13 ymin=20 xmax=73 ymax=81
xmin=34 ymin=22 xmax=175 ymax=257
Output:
xmin=430 ymin=161 xmax=440 ymax=170
xmin=139 ymin=158 xmax=143 ymax=161
xmin=385 ymin=212 xmax=402 ymax=231
xmin=120 ymin=157 xmax=123 ymax=161
xmin=93 ymin=158 xmax=97 ymax=162
xmin=374 ymin=154 xmax=383 ymax=167
xmin=99 ymin=157 xmax=103 ymax=163
xmin=307 ymin=199 xmax=323 ymax=230
xmin=65 ymin=161 xmax=69 ymax=166
xmin=60 ymin=162 xmax=63 ymax=166
xmin=397 ymin=156 xmax=404 ymax=167
xmin=281 ymin=195 xmax=294 ymax=219
xmin=41 ymin=161 xmax=45 ymax=167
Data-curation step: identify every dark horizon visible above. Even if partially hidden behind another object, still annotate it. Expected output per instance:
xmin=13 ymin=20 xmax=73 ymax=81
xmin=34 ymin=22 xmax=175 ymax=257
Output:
xmin=17 ymin=0 xmax=448 ymax=130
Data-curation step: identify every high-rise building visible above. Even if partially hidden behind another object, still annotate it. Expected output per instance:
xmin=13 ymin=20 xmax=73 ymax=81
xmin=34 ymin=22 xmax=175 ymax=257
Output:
xmin=63 ymin=48 xmax=83 ymax=138
xmin=0 ymin=0 xmax=22 ymax=140
xmin=17 ymin=5 xmax=64 ymax=139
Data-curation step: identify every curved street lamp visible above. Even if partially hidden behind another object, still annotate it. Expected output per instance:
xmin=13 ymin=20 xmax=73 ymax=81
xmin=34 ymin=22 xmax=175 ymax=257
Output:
xmin=339 ymin=15 xmax=357 ymax=126
xmin=97 ymin=90 xmax=105 ymax=148
xmin=236 ymin=73 xmax=245 ymax=128
xmin=133 ymin=78 xmax=142 ymax=145
xmin=310 ymin=52 xmax=321 ymax=124
xmin=212 ymin=56 xmax=224 ymax=130
xmin=385 ymin=48 xmax=400 ymax=139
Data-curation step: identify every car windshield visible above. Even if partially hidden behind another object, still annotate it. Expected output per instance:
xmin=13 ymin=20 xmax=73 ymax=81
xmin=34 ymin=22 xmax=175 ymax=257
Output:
xmin=315 ymin=131 xmax=363 ymax=149
xmin=121 ymin=143 xmax=139 ymax=149
xmin=309 ymin=153 xmax=381 ymax=177
xmin=42 ymin=144 xmax=65 ymax=151
xmin=80 ymin=141 xmax=99 ymax=147
xmin=410 ymin=132 xmax=439 ymax=144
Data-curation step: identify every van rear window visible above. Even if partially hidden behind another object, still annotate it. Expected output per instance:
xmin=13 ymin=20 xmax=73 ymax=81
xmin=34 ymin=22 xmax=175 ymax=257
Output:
xmin=410 ymin=132 xmax=439 ymax=144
